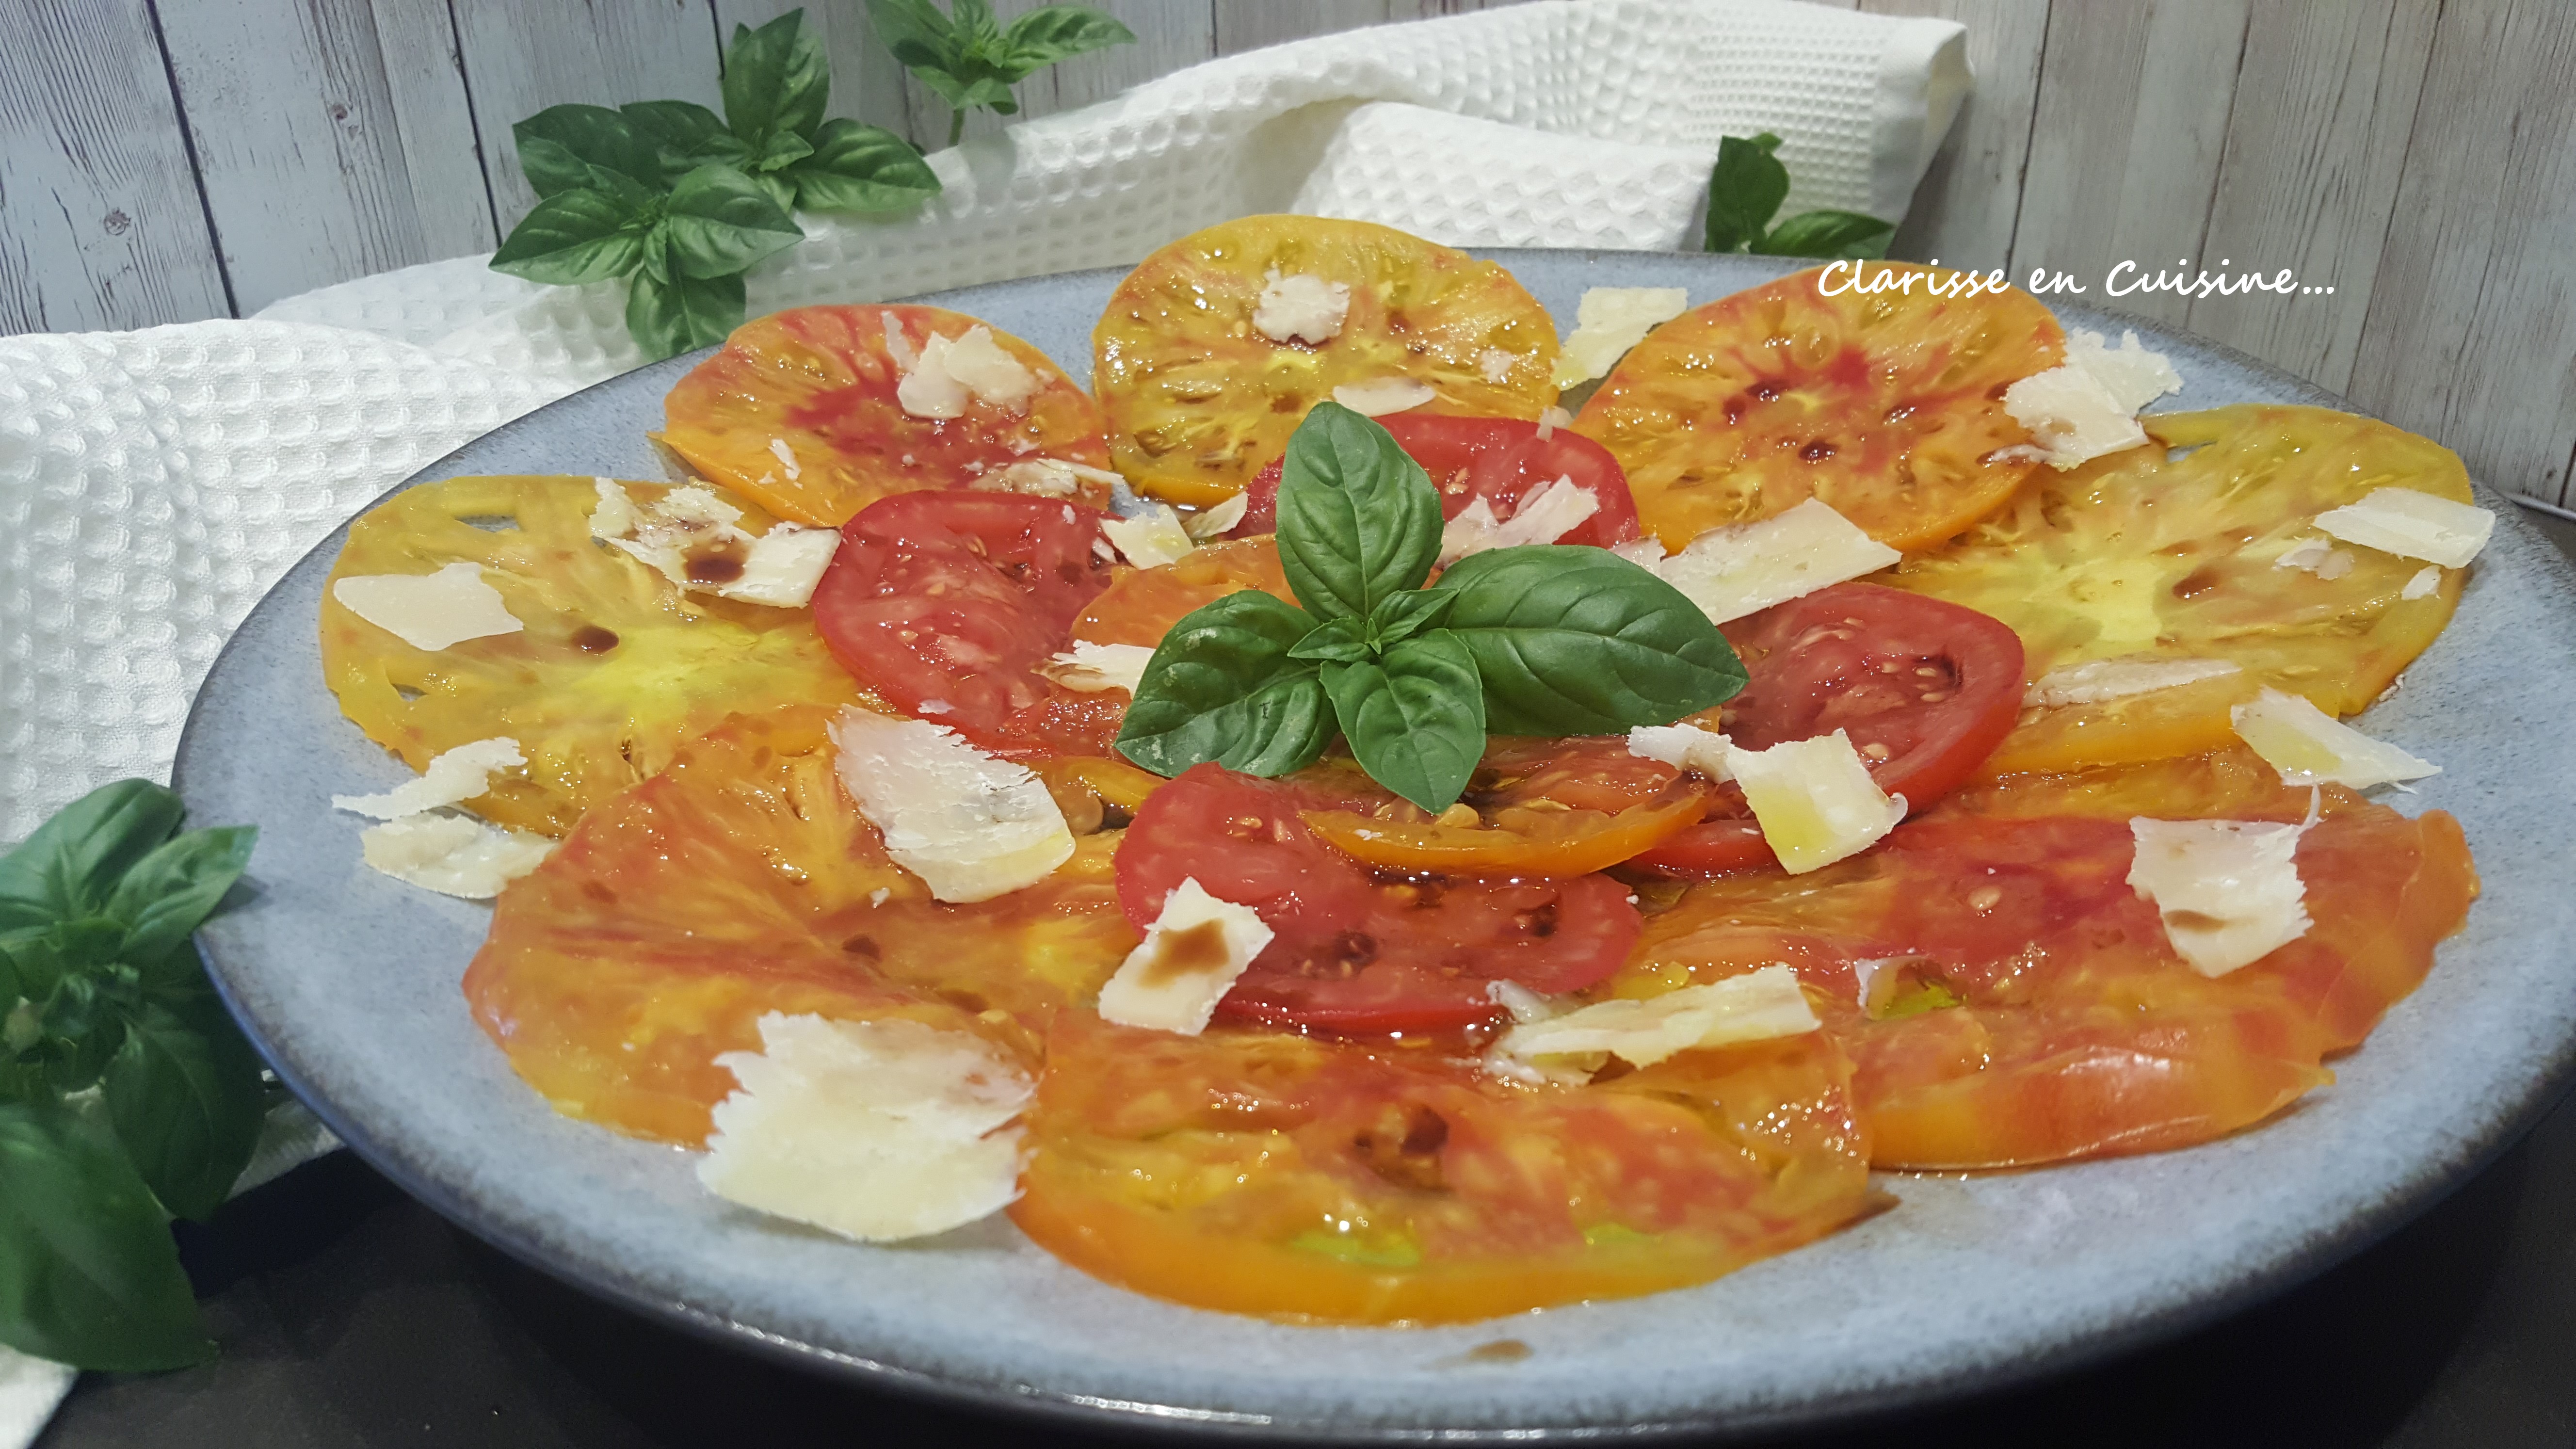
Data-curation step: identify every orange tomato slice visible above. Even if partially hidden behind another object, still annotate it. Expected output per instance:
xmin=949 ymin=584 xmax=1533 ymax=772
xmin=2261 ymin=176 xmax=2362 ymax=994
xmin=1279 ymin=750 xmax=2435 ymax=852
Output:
xmin=1067 ymin=536 xmax=1294 ymax=647
xmin=1574 ymin=263 xmax=2063 ymax=551
xmin=1302 ymin=790 xmax=1706 ymax=875
xmin=321 ymin=475 xmax=862 ymax=836
xmin=1094 ymin=215 xmax=1561 ymax=507
xmin=658 ymin=304 xmax=1112 ymax=527
xmin=1893 ymin=405 xmax=2475 ymax=776
xmin=464 ymin=707 xmax=1137 ymax=1144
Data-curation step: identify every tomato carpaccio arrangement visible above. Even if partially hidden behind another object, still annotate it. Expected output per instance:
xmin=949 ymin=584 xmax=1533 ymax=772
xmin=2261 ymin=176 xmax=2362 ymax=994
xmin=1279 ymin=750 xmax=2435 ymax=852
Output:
xmin=319 ymin=215 xmax=2487 ymax=1327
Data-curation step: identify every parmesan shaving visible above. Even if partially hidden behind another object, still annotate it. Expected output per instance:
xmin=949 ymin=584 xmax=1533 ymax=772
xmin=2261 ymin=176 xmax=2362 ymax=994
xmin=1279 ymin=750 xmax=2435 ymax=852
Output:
xmin=1040 ymin=642 xmax=1155 ymax=694
xmin=1094 ymin=879 xmax=1274 ymax=1035
xmin=2230 ymin=687 xmax=2440 ymax=789
xmin=2401 ymin=566 xmax=2443 ymax=600
xmin=1183 ymin=490 xmax=1249 ymax=541
xmin=1727 ymin=730 xmax=1905 ymax=874
xmin=828 ymin=708 xmax=1073 ymax=902
xmin=2127 ymin=816 xmax=2311 ymax=977
xmin=1494 ymin=966 xmax=1818 ymax=1070
xmin=1101 ymin=504 xmax=1196 ymax=568
xmin=358 ymin=813 xmax=551 ymax=899
xmin=1626 ymin=722 xmax=1733 ymax=780
xmin=331 ymin=562 xmax=524 ymax=652
xmin=2000 ymin=329 xmax=2181 ymax=469
xmin=896 ymin=325 xmax=1039 ymax=419
xmin=333 ymin=736 xmax=524 ymax=820
xmin=2313 ymin=487 xmax=2496 ymax=569
xmin=1435 ymin=477 xmax=1601 ymax=564
xmin=2023 ymin=657 xmax=2241 ymax=709
xmin=1653 ymin=498 xmax=1899 ymax=624
xmin=1251 ymin=269 xmax=1351 ymax=345
xmin=1553 ymin=286 xmax=1690 ymax=387
xmin=1331 ymin=378 xmax=1437 ymax=417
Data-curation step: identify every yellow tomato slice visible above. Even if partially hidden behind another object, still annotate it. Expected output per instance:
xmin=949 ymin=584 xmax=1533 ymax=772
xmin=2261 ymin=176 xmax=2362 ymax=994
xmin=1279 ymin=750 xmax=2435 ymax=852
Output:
xmin=320 ymin=475 xmax=863 ymax=836
xmin=1892 ymin=405 xmax=2473 ymax=776
xmin=465 ymin=707 xmax=1137 ymax=1144
xmin=1301 ymin=791 xmax=1706 ymax=875
xmin=658 ymin=304 xmax=1113 ymax=527
xmin=1094 ymin=215 xmax=1561 ymax=507
xmin=1067 ymin=536 xmax=1294 ymax=647
xmin=1574 ymin=263 xmax=2063 ymax=551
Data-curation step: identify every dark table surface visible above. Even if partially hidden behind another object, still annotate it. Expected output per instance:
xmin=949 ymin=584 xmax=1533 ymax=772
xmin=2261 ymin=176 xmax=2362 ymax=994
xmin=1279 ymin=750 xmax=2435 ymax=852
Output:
xmin=38 ymin=513 xmax=2576 ymax=1449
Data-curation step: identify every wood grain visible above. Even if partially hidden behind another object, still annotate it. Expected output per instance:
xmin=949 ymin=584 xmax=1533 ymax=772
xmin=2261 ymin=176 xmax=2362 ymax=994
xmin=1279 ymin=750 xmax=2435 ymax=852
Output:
xmin=374 ymin=0 xmax=503 ymax=258
xmin=1867 ymin=0 xmax=2050 ymax=272
xmin=0 ymin=0 xmax=229 ymax=330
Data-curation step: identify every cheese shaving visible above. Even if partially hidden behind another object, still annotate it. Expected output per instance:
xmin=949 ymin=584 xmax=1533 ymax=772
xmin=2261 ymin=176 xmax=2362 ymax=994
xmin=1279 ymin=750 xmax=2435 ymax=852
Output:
xmin=2000 ymin=329 xmax=2181 ymax=469
xmin=2127 ymin=816 xmax=2311 ymax=977
xmin=1251 ymin=269 xmax=1351 ymax=345
xmin=1493 ymin=966 xmax=1819 ymax=1070
xmin=896 ymin=325 xmax=1039 ymax=419
xmin=2401 ymin=566 xmax=2443 ymax=600
xmin=2313 ymin=487 xmax=2496 ymax=569
xmin=1435 ymin=477 xmax=1601 ymax=564
xmin=1183 ymin=490 xmax=1249 ymax=541
xmin=1095 ymin=879 xmax=1274 ymax=1035
xmin=1727 ymin=730 xmax=1906 ymax=874
xmin=1331 ymin=377 xmax=1438 ymax=417
xmin=1626 ymin=722 xmax=1733 ymax=780
xmin=828 ymin=708 xmax=1073 ymax=902
xmin=1478 ymin=349 xmax=1518 ymax=384
xmin=2023 ymin=657 xmax=2241 ymax=709
xmin=2274 ymin=535 xmax=2358 ymax=580
xmin=2230 ymin=687 xmax=2440 ymax=789
xmin=1553 ymin=286 xmax=1690 ymax=387
xmin=1101 ymin=504 xmax=1196 ymax=567
xmin=333 ymin=737 xmax=523 ymax=820
xmin=1653 ymin=498 xmax=1900 ymax=624
xmin=1039 ymin=642 xmax=1155 ymax=694
xmin=590 ymin=480 xmax=837 ymax=608
xmin=331 ymin=562 xmax=524 ymax=652
xmin=357 ymin=813 xmax=551 ymax=899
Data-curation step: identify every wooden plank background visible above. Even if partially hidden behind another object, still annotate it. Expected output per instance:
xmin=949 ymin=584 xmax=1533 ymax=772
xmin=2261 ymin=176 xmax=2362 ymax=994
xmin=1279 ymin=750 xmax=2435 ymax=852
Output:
xmin=4 ymin=0 xmax=2572 ymax=506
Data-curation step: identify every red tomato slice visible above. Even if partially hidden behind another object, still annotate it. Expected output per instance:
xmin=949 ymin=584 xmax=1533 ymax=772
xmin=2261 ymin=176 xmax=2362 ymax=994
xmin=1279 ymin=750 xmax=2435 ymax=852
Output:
xmin=1630 ymin=582 xmax=2025 ymax=876
xmin=809 ymin=492 xmax=1123 ymax=757
xmin=1115 ymin=764 xmax=1641 ymax=1033
xmin=1232 ymin=414 xmax=1643 ymax=544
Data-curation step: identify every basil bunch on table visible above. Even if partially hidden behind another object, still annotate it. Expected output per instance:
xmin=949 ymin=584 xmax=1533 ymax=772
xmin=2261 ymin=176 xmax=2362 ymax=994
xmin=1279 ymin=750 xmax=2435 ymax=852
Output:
xmin=866 ymin=0 xmax=1138 ymax=145
xmin=0 ymin=782 xmax=263 ymax=1370
xmin=1115 ymin=404 xmax=1747 ymax=812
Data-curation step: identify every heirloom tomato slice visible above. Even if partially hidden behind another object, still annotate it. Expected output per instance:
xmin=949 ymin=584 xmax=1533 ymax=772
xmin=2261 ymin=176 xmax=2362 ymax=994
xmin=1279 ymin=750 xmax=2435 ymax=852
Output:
xmin=1012 ymin=1013 xmax=1873 ymax=1324
xmin=321 ymin=475 xmax=862 ymax=837
xmin=1893 ymin=405 xmax=2475 ymax=777
xmin=1094 ymin=215 xmax=1560 ymax=507
xmin=1574 ymin=263 xmax=2063 ymax=551
xmin=1067 ymin=537 xmax=1295 ymax=648
xmin=1230 ymin=413 xmax=1643 ymax=542
xmin=1115 ymin=765 xmax=1642 ymax=1034
xmin=809 ymin=491 xmax=1123 ymax=757
xmin=1615 ymin=748 xmax=2478 ymax=1169
xmin=659 ymin=304 xmax=1113 ymax=527
xmin=464 ymin=707 xmax=1138 ymax=1144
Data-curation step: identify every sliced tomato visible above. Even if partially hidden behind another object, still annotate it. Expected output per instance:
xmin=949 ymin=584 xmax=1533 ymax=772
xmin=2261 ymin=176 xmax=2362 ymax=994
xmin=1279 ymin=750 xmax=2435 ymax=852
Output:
xmin=1013 ymin=1013 xmax=1872 ymax=1324
xmin=1066 ymin=537 xmax=1296 ymax=648
xmin=1616 ymin=748 xmax=2479 ymax=1168
xmin=1115 ymin=764 xmax=1642 ymax=1033
xmin=1630 ymin=583 xmax=2025 ymax=876
xmin=1232 ymin=414 xmax=1643 ymax=543
xmin=809 ymin=491 xmax=1123 ymax=757
xmin=464 ymin=707 xmax=1137 ymax=1144
xmin=1302 ymin=791 xmax=1705 ymax=876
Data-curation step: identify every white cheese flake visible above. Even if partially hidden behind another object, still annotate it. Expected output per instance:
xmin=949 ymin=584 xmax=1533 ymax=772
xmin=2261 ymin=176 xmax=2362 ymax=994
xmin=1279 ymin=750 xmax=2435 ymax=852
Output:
xmin=971 ymin=457 xmax=1126 ymax=499
xmin=2127 ymin=815 xmax=2312 ymax=977
xmin=1251 ymin=269 xmax=1351 ymax=345
xmin=767 ymin=437 xmax=801 ymax=481
xmin=1626 ymin=722 xmax=1733 ymax=780
xmin=1331 ymin=377 xmax=1437 ymax=417
xmin=358 ymin=813 xmax=551 ymax=899
xmin=1101 ymin=504 xmax=1196 ymax=568
xmin=698 ymin=1013 xmax=1030 ymax=1242
xmin=1728 ymin=730 xmax=1906 ymax=874
xmin=2000 ymin=329 xmax=2181 ymax=470
xmin=722 ymin=525 xmax=842 ymax=607
xmin=1553 ymin=286 xmax=1690 ymax=387
xmin=331 ymin=562 xmax=524 ymax=652
xmin=1478 ymin=348 xmax=1518 ymax=384
xmin=2313 ymin=487 xmax=2495 ymax=569
xmin=2274 ymin=535 xmax=2357 ymax=580
xmin=1039 ymin=641 xmax=1156 ymax=694
xmin=333 ymin=737 xmax=524 ymax=820
xmin=588 ymin=476 xmax=637 ymax=538
xmin=1095 ymin=879 xmax=1274 ymax=1035
xmin=1494 ymin=966 xmax=1818 ymax=1070
xmin=828 ymin=708 xmax=1074 ymax=902
xmin=879 ymin=310 xmax=919 ymax=371
xmin=1434 ymin=477 xmax=1600 ymax=565
xmin=1653 ymin=498 xmax=1900 ymax=624
xmin=895 ymin=325 xmax=1039 ymax=419
xmin=591 ymin=480 xmax=836 ymax=608
xmin=2230 ymin=687 xmax=2440 ymax=789
xmin=2023 ymin=656 xmax=2242 ymax=709
xmin=1535 ymin=405 xmax=1571 ymax=443
xmin=1183 ymin=490 xmax=1249 ymax=541
xmin=1609 ymin=536 xmax=1666 ymax=568
xmin=2401 ymin=565 xmax=2444 ymax=600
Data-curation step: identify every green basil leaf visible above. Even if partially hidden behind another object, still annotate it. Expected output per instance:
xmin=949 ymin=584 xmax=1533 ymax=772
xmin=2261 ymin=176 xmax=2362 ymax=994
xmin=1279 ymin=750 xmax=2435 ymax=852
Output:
xmin=0 ymin=781 xmax=185 ymax=931
xmin=620 ymin=99 xmax=750 ymax=184
xmin=1275 ymin=402 xmax=1442 ymax=623
xmin=790 ymin=120 xmax=942 ymax=212
xmin=1704 ymin=131 xmax=1788 ymax=254
xmin=724 ymin=9 xmax=831 ymax=150
xmin=1285 ymin=614 xmax=1371 ymax=664
xmin=0 ymin=920 xmax=124 ymax=1014
xmin=635 ymin=223 xmax=674 ymax=287
xmin=104 ymin=991 xmax=264 ymax=1222
xmin=0 ymin=1098 xmax=211 ymax=1370
xmin=1756 ymin=208 xmax=1897 ymax=261
xmin=660 ymin=164 xmax=803 ymax=279
xmin=1116 ymin=591 xmax=1336 ymax=779
xmin=100 ymin=825 xmax=253 ymax=968
xmin=1364 ymin=588 xmax=1455 ymax=652
xmin=753 ymin=130 xmax=817 ymax=173
xmin=489 ymin=189 xmax=653 ymax=285
xmin=952 ymin=0 xmax=1001 ymax=45
xmin=1426 ymin=546 xmax=1746 ymax=734
xmin=866 ymin=0 xmax=961 ymax=72
xmin=626 ymin=267 xmax=747 ymax=361
xmin=998 ymin=4 xmax=1137 ymax=79
xmin=513 ymin=104 xmax=662 ymax=197
xmin=1321 ymin=631 xmax=1485 ymax=813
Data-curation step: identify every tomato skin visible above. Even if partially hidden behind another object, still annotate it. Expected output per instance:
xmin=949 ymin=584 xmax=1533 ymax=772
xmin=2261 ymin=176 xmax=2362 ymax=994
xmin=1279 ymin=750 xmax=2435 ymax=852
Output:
xmin=1233 ymin=413 xmax=1643 ymax=543
xmin=1629 ymin=583 xmax=2025 ymax=877
xmin=1067 ymin=537 xmax=1296 ymax=649
xmin=1115 ymin=764 xmax=1642 ymax=1032
xmin=810 ymin=491 xmax=1124 ymax=757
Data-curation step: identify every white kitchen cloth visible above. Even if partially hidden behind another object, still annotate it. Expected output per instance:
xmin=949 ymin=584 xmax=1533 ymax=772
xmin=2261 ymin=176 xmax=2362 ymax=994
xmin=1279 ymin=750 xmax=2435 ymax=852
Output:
xmin=0 ymin=0 xmax=1963 ymax=1428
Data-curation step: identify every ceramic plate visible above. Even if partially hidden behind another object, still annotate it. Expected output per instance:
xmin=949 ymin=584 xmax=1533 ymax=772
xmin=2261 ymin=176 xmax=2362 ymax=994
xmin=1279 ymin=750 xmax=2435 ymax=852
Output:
xmin=174 ymin=251 xmax=2576 ymax=1440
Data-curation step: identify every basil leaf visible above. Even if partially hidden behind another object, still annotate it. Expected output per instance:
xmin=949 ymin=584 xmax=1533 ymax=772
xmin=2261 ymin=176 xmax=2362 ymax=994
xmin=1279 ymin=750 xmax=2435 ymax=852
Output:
xmin=104 ymin=989 xmax=264 ymax=1223
xmin=0 ymin=781 xmax=182 ymax=930
xmin=660 ymin=165 xmax=802 ymax=280
xmin=514 ymin=104 xmax=662 ymax=197
xmin=103 ymin=826 xmax=254 ymax=968
xmin=1285 ymin=614 xmax=1371 ymax=664
xmin=1364 ymin=588 xmax=1455 ymax=652
xmin=1757 ymin=209 xmax=1897 ymax=261
xmin=865 ymin=0 xmax=961 ymax=72
xmin=724 ymin=10 xmax=831 ymax=151
xmin=999 ymin=5 xmax=1137 ymax=79
xmin=752 ymin=130 xmax=817 ymax=174
xmin=1321 ymin=631 xmax=1485 ymax=813
xmin=1704 ymin=132 xmax=1788 ymax=254
xmin=626 ymin=267 xmax=747 ymax=361
xmin=1427 ymin=546 xmax=1746 ymax=734
xmin=0 ymin=1098 xmax=211 ymax=1370
xmin=490 ymin=189 xmax=654 ymax=285
xmin=0 ymin=920 xmax=123 ymax=1016
xmin=791 ymin=120 xmax=942 ymax=212
xmin=620 ymin=100 xmax=750 ymax=184
xmin=1117 ymin=591 xmax=1335 ymax=778
xmin=635 ymin=223 xmax=674 ymax=287
xmin=1275 ymin=402 xmax=1442 ymax=624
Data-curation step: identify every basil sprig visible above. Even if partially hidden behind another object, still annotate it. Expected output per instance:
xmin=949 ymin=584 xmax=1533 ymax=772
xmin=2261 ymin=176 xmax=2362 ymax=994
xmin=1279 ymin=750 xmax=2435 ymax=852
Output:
xmin=1115 ymin=404 xmax=1746 ymax=812
xmin=0 ymin=782 xmax=264 ymax=1370
xmin=866 ymin=0 xmax=1137 ymax=145
xmin=489 ymin=9 xmax=941 ymax=360
xmin=1704 ymin=132 xmax=1896 ymax=260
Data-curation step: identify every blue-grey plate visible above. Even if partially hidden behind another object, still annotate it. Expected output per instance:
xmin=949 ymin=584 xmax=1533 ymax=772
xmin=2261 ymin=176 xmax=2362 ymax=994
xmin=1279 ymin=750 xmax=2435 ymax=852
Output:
xmin=174 ymin=252 xmax=2576 ymax=1441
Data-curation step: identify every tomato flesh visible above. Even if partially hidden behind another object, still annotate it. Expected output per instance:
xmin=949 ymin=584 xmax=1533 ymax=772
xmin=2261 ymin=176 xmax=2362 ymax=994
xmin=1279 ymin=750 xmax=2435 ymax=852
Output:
xmin=1233 ymin=413 xmax=1644 ymax=543
xmin=810 ymin=491 xmax=1123 ymax=757
xmin=1115 ymin=764 xmax=1642 ymax=1032
xmin=1067 ymin=537 xmax=1296 ymax=648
